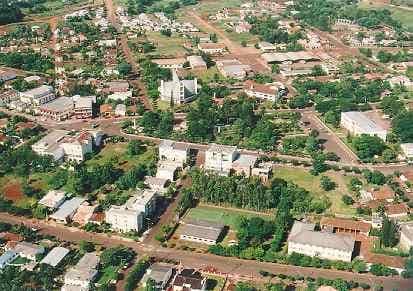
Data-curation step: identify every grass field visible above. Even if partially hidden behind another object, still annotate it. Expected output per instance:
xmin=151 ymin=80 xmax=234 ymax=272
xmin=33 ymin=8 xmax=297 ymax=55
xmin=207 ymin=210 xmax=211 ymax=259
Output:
xmin=85 ymin=143 xmax=156 ymax=171
xmin=145 ymin=32 xmax=188 ymax=57
xmin=359 ymin=0 xmax=413 ymax=31
xmin=186 ymin=205 xmax=274 ymax=228
xmin=97 ymin=265 xmax=120 ymax=286
xmin=22 ymin=0 xmax=97 ymax=18
xmin=273 ymin=166 xmax=356 ymax=216
xmin=184 ymin=0 xmax=243 ymax=15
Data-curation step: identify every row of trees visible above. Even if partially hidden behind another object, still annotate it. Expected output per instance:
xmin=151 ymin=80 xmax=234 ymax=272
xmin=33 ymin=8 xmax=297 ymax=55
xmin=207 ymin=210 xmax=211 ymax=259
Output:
xmin=0 ymin=51 xmax=54 ymax=73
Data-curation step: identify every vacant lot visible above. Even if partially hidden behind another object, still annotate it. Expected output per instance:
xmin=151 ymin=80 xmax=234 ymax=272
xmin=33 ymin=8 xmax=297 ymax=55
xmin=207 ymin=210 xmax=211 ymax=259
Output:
xmin=2 ymin=180 xmax=24 ymax=202
xmin=273 ymin=166 xmax=356 ymax=216
xmin=186 ymin=205 xmax=274 ymax=228
xmin=145 ymin=32 xmax=188 ymax=57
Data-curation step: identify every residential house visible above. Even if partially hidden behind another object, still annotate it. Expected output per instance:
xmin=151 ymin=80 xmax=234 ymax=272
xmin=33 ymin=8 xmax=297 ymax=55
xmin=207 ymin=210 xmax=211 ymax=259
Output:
xmin=216 ymin=59 xmax=252 ymax=80
xmin=320 ymin=217 xmax=371 ymax=236
xmin=287 ymin=221 xmax=355 ymax=262
xmin=258 ymin=41 xmax=277 ymax=52
xmin=153 ymin=58 xmax=186 ymax=69
xmin=340 ymin=111 xmax=387 ymax=141
xmin=0 ymin=251 xmax=17 ymax=269
xmin=13 ymin=242 xmax=45 ymax=261
xmin=115 ymin=104 xmax=127 ymax=116
xmin=159 ymin=139 xmax=189 ymax=165
xmin=400 ymin=143 xmax=413 ymax=159
xmin=251 ymin=162 xmax=272 ymax=183
xmin=38 ymin=97 xmax=74 ymax=121
xmin=105 ymin=205 xmax=143 ymax=233
xmin=108 ymin=90 xmax=133 ymax=101
xmin=125 ymin=190 xmax=158 ymax=217
xmin=38 ymin=190 xmax=66 ymax=209
xmin=204 ymin=144 xmax=238 ymax=175
xmin=0 ymin=70 xmax=16 ymax=82
xmin=388 ymin=75 xmax=413 ymax=90
xmin=72 ymin=204 xmax=97 ymax=225
xmin=243 ymin=80 xmax=286 ymax=102
xmin=62 ymin=252 xmax=100 ymax=291
xmin=159 ymin=69 xmax=199 ymax=105
xmin=385 ymin=203 xmax=410 ymax=219
xmin=143 ymin=263 xmax=174 ymax=290
xmin=172 ymin=268 xmax=206 ymax=291
xmin=179 ymin=219 xmax=224 ymax=245
xmin=74 ymin=96 xmax=95 ymax=119
xmin=104 ymin=81 xmax=129 ymax=93
xmin=100 ymin=104 xmax=113 ymax=117
xmin=232 ymin=154 xmax=257 ymax=177
xmin=198 ymin=43 xmax=226 ymax=54
xmin=371 ymin=186 xmax=395 ymax=203
xmin=40 ymin=247 xmax=70 ymax=267
xmin=144 ymin=176 xmax=169 ymax=193
xmin=156 ymin=160 xmax=181 ymax=181
xmin=20 ymin=85 xmax=55 ymax=105
xmin=50 ymin=197 xmax=86 ymax=223
xmin=187 ymin=55 xmax=207 ymax=70
xmin=400 ymin=222 xmax=413 ymax=252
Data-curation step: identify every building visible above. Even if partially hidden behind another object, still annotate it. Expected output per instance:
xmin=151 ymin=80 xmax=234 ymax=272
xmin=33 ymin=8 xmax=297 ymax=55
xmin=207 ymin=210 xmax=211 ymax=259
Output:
xmin=204 ymin=144 xmax=238 ymax=175
xmin=20 ymin=85 xmax=55 ymax=105
xmin=261 ymin=51 xmax=319 ymax=64
xmin=0 ymin=90 xmax=19 ymax=107
xmin=371 ymin=186 xmax=395 ymax=202
xmin=115 ymin=104 xmax=127 ymax=116
xmin=144 ymin=176 xmax=169 ymax=193
xmin=38 ymin=190 xmax=66 ymax=209
xmin=40 ymin=247 xmax=70 ymax=267
xmin=62 ymin=252 xmax=100 ymax=291
xmin=143 ymin=263 xmax=174 ymax=290
xmin=179 ymin=219 xmax=224 ymax=245
xmin=400 ymin=143 xmax=413 ymax=159
xmin=159 ymin=69 xmax=199 ymax=105
xmin=74 ymin=96 xmax=94 ymax=119
xmin=156 ymin=160 xmax=181 ymax=181
xmin=251 ymin=163 xmax=272 ymax=183
xmin=13 ymin=242 xmax=45 ymax=261
xmin=340 ymin=111 xmax=387 ymax=141
xmin=187 ymin=55 xmax=207 ymax=70
xmin=216 ymin=59 xmax=252 ymax=80
xmin=388 ymin=75 xmax=413 ymax=90
xmin=198 ymin=43 xmax=226 ymax=54
xmin=72 ymin=204 xmax=97 ymax=225
xmin=400 ymin=222 xmax=413 ymax=252
xmin=100 ymin=104 xmax=113 ymax=117
xmin=125 ymin=190 xmax=158 ymax=217
xmin=0 ymin=251 xmax=17 ymax=269
xmin=258 ymin=42 xmax=277 ymax=52
xmin=232 ymin=154 xmax=257 ymax=177
xmin=38 ymin=97 xmax=74 ymax=121
xmin=50 ymin=197 xmax=86 ymax=223
xmin=152 ymin=58 xmax=186 ymax=69
xmin=243 ymin=80 xmax=286 ymax=102
xmin=105 ymin=204 xmax=143 ymax=233
xmin=159 ymin=139 xmax=189 ymax=165
xmin=172 ymin=268 xmax=206 ymax=291
xmin=385 ymin=203 xmax=410 ymax=219
xmin=287 ymin=221 xmax=355 ymax=262
xmin=0 ymin=69 xmax=16 ymax=82
xmin=104 ymin=81 xmax=129 ymax=93
xmin=320 ymin=217 xmax=371 ymax=236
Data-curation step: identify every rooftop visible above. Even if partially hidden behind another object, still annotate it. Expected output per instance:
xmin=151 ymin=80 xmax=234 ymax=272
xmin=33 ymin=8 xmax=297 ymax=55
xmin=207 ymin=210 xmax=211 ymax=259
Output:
xmin=38 ymin=190 xmax=66 ymax=208
xmin=320 ymin=217 xmax=371 ymax=233
xmin=341 ymin=111 xmax=386 ymax=134
xmin=386 ymin=203 xmax=409 ymax=216
xmin=152 ymin=58 xmax=186 ymax=65
xmin=180 ymin=219 xmax=224 ymax=241
xmin=21 ymin=85 xmax=53 ymax=98
xmin=232 ymin=154 xmax=257 ymax=168
xmin=207 ymin=143 xmax=237 ymax=154
xmin=50 ymin=197 xmax=85 ymax=221
xmin=401 ymin=222 xmax=413 ymax=242
xmin=14 ymin=241 xmax=45 ymax=257
xmin=39 ymin=97 xmax=73 ymax=112
xmin=147 ymin=263 xmax=174 ymax=283
xmin=40 ymin=247 xmax=70 ymax=267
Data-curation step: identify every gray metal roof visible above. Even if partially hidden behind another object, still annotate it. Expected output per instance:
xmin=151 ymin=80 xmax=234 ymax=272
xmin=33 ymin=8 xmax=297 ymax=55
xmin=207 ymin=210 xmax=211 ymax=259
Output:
xmin=50 ymin=197 xmax=85 ymax=221
xmin=180 ymin=219 xmax=224 ymax=241
xmin=40 ymin=97 xmax=73 ymax=112
xmin=341 ymin=111 xmax=386 ymax=134
xmin=40 ymin=246 xmax=70 ymax=267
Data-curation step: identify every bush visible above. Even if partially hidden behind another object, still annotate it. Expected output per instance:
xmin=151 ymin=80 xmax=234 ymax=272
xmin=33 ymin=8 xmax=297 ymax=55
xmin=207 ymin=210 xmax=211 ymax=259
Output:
xmin=342 ymin=195 xmax=354 ymax=205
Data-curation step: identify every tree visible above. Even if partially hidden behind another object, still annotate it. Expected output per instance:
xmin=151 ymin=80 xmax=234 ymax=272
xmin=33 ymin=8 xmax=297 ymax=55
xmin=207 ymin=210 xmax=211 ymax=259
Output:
xmin=311 ymin=154 xmax=327 ymax=175
xmin=382 ymin=149 xmax=397 ymax=163
xmin=352 ymin=134 xmax=386 ymax=160
xmin=320 ymin=176 xmax=336 ymax=191
xmin=352 ymin=259 xmax=367 ymax=273
xmin=127 ymin=140 xmax=144 ymax=156
xmin=0 ymin=0 xmax=23 ymax=25
xmin=100 ymin=246 xmax=135 ymax=268
xmin=117 ymin=61 xmax=132 ymax=76
xmin=380 ymin=217 xmax=398 ymax=248
xmin=145 ymin=278 xmax=158 ymax=291
xmin=79 ymin=240 xmax=95 ymax=253
xmin=363 ymin=170 xmax=386 ymax=185
xmin=342 ymin=195 xmax=354 ymax=205
xmin=311 ymin=65 xmax=326 ymax=76
xmin=210 ymin=33 xmax=218 ymax=43
xmin=392 ymin=111 xmax=413 ymax=143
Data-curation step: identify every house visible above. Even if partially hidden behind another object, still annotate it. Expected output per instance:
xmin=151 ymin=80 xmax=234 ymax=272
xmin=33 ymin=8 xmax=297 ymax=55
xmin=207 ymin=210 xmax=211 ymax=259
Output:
xmin=0 ymin=251 xmax=17 ymax=269
xmin=261 ymin=51 xmax=319 ymax=64
xmin=234 ymin=22 xmax=251 ymax=33
xmin=108 ymin=90 xmax=132 ymax=101
xmin=38 ymin=97 xmax=74 ymax=121
xmin=204 ymin=144 xmax=238 ymax=175
xmin=243 ymin=80 xmax=286 ymax=102
xmin=50 ymin=197 xmax=86 ymax=223
xmin=159 ymin=139 xmax=189 ymax=165
xmin=388 ymin=75 xmax=413 ymax=90
xmin=40 ymin=247 xmax=70 ymax=267
xmin=100 ymin=104 xmax=113 ymax=117
xmin=340 ymin=111 xmax=387 ymax=141
xmin=232 ymin=154 xmax=257 ymax=177
xmin=38 ymin=190 xmax=66 ymax=209
xmin=115 ymin=104 xmax=127 ymax=116
xmin=156 ymin=160 xmax=181 ymax=181
xmin=0 ymin=69 xmax=17 ymax=82
xmin=0 ymin=90 xmax=19 ymax=107
xmin=172 ymin=268 xmax=206 ymax=291
xmin=13 ymin=242 xmax=45 ymax=261
xmin=187 ymin=55 xmax=207 ymax=70
xmin=105 ymin=205 xmax=143 ymax=233
xmin=74 ymin=96 xmax=95 ymax=119
xmin=153 ymin=58 xmax=186 ymax=69
xmin=125 ymin=190 xmax=158 ymax=217
xmin=31 ymin=130 xmax=68 ymax=161
xmin=216 ymin=59 xmax=252 ymax=80
xmin=159 ymin=69 xmax=199 ymax=105
xmin=62 ymin=252 xmax=100 ymax=291
xmin=400 ymin=222 xmax=413 ymax=252
xmin=143 ymin=263 xmax=174 ymax=290
xmin=144 ymin=176 xmax=169 ymax=193
xmin=258 ymin=42 xmax=277 ymax=52
xmin=98 ymin=39 xmax=117 ymax=47
xmin=72 ymin=204 xmax=97 ymax=225
xmin=400 ymin=143 xmax=413 ymax=159
xmin=385 ymin=203 xmax=410 ymax=219
xmin=320 ymin=217 xmax=371 ymax=236
xmin=371 ymin=186 xmax=395 ymax=202
xmin=179 ymin=219 xmax=224 ymax=245
xmin=251 ymin=162 xmax=272 ymax=183
xmin=287 ymin=221 xmax=355 ymax=262
xmin=198 ymin=43 xmax=226 ymax=54
xmin=20 ymin=85 xmax=55 ymax=105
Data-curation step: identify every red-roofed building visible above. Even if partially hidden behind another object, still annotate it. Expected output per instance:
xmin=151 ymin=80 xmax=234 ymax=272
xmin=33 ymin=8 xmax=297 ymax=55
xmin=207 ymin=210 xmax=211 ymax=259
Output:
xmin=320 ymin=217 xmax=371 ymax=236
xmin=385 ymin=204 xmax=410 ymax=219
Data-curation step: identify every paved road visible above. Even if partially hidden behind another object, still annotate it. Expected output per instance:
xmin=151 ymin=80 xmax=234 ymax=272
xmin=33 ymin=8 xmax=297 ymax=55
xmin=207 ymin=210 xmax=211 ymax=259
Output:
xmin=0 ymin=212 xmax=411 ymax=290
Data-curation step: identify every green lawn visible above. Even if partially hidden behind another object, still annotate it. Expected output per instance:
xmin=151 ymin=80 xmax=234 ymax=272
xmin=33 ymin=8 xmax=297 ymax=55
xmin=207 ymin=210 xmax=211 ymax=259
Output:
xmin=10 ymin=256 xmax=30 ymax=265
xmin=183 ymin=0 xmax=243 ymax=15
xmin=145 ymin=32 xmax=188 ymax=57
xmin=22 ymin=0 xmax=96 ymax=17
xmin=273 ymin=166 xmax=356 ymax=216
xmin=186 ymin=205 xmax=274 ymax=228
xmin=97 ymin=265 xmax=120 ymax=286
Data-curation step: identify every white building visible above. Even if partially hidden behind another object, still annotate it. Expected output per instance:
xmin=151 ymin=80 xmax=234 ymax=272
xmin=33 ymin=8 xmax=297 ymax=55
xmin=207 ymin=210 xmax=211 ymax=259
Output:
xmin=340 ymin=111 xmax=387 ymax=141
xmin=187 ymin=55 xmax=207 ymax=70
xmin=105 ymin=206 xmax=143 ymax=233
xmin=143 ymin=263 xmax=174 ymax=290
xmin=159 ymin=139 xmax=188 ymax=165
xmin=388 ymin=75 xmax=413 ymax=90
xmin=38 ymin=190 xmax=66 ymax=209
xmin=204 ymin=144 xmax=238 ymax=175
xmin=243 ymin=80 xmax=286 ymax=102
xmin=125 ymin=189 xmax=158 ymax=217
xmin=20 ymin=85 xmax=55 ymax=105
xmin=198 ymin=43 xmax=226 ymax=54
xmin=400 ymin=222 xmax=413 ymax=252
xmin=0 ymin=251 xmax=17 ymax=269
xmin=50 ymin=197 xmax=85 ymax=223
xmin=13 ymin=242 xmax=45 ymax=261
xmin=400 ymin=143 xmax=413 ymax=159
xmin=159 ymin=69 xmax=199 ymax=105
xmin=287 ymin=221 xmax=355 ymax=262
xmin=40 ymin=247 xmax=70 ymax=267
xmin=144 ymin=176 xmax=169 ymax=193
xmin=62 ymin=252 xmax=100 ymax=291
xmin=156 ymin=160 xmax=181 ymax=181
xmin=115 ymin=104 xmax=127 ymax=116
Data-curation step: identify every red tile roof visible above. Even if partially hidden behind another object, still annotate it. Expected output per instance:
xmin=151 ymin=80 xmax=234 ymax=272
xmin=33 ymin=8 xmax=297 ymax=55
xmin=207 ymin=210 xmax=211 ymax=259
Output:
xmin=320 ymin=217 xmax=371 ymax=233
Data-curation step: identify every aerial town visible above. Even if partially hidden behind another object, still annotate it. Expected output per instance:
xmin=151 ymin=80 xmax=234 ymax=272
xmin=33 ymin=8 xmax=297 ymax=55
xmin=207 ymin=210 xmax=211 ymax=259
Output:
xmin=0 ymin=0 xmax=413 ymax=290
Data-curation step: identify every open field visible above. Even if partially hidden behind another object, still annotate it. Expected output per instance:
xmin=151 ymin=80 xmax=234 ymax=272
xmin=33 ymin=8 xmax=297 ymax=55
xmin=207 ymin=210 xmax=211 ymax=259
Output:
xmin=273 ymin=166 xmax=357 ymax=216
xmin=21 ymin=0 xmax=100 ymax=18
xmin=183 ymin=0 xmax=243 ymax=16
xmin=185 ymin=205 xmax=274 ymax=228
xmin=359 ymin=0 xmax=413 ymax=31
xmin=1 ymin=178 xmax=24 ymax=203
xmin=145 ymin=32 xmax=189 ymax=57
